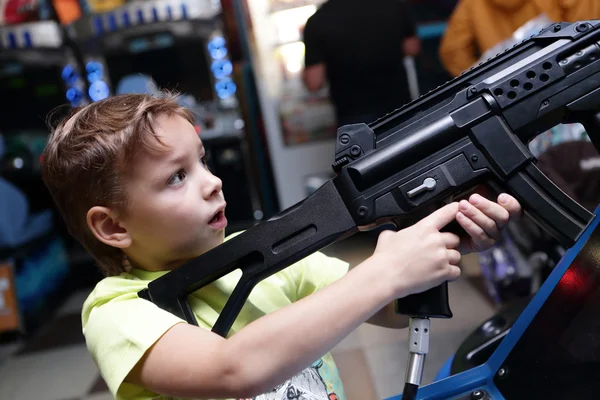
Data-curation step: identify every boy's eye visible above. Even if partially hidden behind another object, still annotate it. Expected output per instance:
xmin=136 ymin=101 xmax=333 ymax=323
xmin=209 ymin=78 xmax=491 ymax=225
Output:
xmin=168 ymin=170 xmax=186 ymax=185
xmin=200 ymin=156 xmax=209 ymax=168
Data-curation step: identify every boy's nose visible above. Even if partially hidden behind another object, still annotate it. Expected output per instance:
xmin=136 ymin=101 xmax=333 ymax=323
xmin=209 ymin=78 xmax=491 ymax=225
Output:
xmin=202 ymin=170 xmax=223 ymax=199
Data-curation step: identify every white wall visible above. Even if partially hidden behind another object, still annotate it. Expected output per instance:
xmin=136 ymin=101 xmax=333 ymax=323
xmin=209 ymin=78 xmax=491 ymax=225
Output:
xmin=245 ymin=0 xmax=337 ymax=210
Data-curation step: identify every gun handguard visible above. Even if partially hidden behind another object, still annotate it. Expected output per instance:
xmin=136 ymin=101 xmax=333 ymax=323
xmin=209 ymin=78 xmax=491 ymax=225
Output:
xmin=140 ymin=20 xmax=600 ymax=336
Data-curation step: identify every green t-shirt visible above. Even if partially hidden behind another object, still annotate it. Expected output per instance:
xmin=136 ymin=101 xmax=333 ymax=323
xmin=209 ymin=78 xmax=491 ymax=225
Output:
xmin=81 ymin=238 xmax=349 ymax=400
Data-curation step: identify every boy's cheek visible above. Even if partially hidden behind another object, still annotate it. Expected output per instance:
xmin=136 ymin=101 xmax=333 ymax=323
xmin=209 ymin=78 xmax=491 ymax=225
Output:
xmin=161 ymin=207 xmax=205 ymax=230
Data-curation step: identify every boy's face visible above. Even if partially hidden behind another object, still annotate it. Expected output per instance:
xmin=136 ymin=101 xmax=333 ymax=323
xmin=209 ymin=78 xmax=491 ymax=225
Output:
xmin=120 ymin=114 xmax=227 ymax=270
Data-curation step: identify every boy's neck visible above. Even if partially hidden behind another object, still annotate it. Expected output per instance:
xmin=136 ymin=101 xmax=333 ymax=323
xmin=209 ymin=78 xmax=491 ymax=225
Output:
xmin=124 ymin=254 xmax=189 ymax=273
xmin=122 ymin=237 xmax=227 ymax=273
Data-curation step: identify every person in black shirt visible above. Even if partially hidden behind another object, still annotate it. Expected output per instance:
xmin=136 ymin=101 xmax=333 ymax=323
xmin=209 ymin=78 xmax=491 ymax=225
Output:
xmin=302 ymin=0 xmax=420 ymax=127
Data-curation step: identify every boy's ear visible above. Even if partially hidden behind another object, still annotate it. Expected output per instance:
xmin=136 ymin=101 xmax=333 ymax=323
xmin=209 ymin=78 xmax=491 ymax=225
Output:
xmin=86 ymin=206 xmax=132 ymax=249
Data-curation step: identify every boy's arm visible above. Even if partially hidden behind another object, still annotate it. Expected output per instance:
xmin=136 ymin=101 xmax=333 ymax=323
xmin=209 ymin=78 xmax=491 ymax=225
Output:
xmin=126 ymin=204 xmax=466 ymax=398
xmin=127 ymin=257 xmax=396 ymax=398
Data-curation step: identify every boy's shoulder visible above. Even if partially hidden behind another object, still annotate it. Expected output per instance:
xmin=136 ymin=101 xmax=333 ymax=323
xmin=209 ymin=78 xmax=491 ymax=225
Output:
xmin=80 ymin=271 xmax=186 ymax=398
xmin=81 ymin=270 xmax=159 ymax=324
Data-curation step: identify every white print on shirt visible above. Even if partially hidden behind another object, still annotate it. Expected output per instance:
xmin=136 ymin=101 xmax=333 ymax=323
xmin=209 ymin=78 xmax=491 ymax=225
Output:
xmin=240 ymin=359 xmax=339 ymax=400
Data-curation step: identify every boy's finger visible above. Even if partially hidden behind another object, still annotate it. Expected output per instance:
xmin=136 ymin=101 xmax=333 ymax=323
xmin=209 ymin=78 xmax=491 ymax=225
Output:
xmin=469 ymin=194 xmax=510 ymax=229
xmin=456 ymin=211 xmax=495 ymax=250
xmin=441 ymin=232 xmax=460 ymax=249
xmin=497 ymin=193 xmax=522 ymax=219
xmin=459 ymin=200 xmax=500 ymax=239
xmin=423 ymin=202 xmax=460 ymax=230
xmin=445 ymin=265 xmax=462 ymax=281
xmin=447 ymin=249 xmax=461 ymax=265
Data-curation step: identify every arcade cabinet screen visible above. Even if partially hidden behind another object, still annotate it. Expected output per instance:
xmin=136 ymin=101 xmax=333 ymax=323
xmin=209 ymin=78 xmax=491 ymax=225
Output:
xmin=105 ymin=33 xmax=214 ymax=102
xmin=0 ymin=61 xmax=69 ymax=132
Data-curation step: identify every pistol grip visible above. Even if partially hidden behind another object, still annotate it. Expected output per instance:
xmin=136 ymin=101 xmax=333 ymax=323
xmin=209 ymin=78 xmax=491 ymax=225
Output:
xmin=395 ymin=282 xmax=453 ymax=318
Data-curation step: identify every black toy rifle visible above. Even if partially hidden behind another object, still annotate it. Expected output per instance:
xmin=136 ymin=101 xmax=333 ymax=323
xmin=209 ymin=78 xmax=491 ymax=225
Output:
xmin=139 ymin=21 xmax=600 ymax=395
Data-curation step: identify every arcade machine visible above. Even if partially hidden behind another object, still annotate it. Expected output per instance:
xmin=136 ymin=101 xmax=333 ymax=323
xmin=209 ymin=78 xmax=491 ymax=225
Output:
xmin=0 ymin=19 xmax=89 ymax=196
xmin=0 ymin=18 xmax=89 ymax=337
xmin=67 ymin=0 xmax=269 ymax=232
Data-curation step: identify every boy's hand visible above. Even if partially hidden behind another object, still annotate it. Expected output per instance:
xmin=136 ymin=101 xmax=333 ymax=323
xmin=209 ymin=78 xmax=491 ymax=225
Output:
xmin=372 ymin=202 xmax=463 ymax=298
xmin=455 ymin=193 xmax=522 ymax=254
xmin=370 ymin=193 xmax=522 ymax=299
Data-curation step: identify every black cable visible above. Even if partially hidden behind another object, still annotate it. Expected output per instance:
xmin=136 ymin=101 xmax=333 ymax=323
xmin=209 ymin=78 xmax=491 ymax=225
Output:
xmin=402 ymin=382 xmax=419 ymax=400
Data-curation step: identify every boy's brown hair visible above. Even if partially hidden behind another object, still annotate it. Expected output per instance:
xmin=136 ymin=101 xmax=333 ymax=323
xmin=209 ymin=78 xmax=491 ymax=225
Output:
xmin=41 ymin=93 xmax=194 ymax=276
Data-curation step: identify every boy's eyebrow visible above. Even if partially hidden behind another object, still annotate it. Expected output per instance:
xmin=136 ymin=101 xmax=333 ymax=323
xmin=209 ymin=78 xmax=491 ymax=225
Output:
xmin=164 ymin=141 xmax=204 ymax=166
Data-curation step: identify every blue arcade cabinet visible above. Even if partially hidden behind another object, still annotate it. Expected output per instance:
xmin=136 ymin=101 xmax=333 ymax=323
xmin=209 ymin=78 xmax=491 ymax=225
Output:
xmin=385 ymin=207 xmax=600 ymax=399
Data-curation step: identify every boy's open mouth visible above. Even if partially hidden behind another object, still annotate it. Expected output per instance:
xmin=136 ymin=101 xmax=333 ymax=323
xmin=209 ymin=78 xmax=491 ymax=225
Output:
xmin=208 ymin=209 xmax=227 ymax=229
xmin=209 ymin=211 xmax=223 ymax=224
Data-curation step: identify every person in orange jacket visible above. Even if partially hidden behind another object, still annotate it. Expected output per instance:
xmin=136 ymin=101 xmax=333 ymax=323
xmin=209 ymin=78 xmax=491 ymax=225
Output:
xmin=439 ymin=0 xmax=600 ymax=77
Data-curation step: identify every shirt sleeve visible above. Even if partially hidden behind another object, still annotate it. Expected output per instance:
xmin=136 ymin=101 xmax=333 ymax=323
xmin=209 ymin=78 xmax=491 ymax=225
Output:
xmin=83 ymin=296 xmax=186 ymax=398
xmin=303 ymin=16 xmax=325 ymax=67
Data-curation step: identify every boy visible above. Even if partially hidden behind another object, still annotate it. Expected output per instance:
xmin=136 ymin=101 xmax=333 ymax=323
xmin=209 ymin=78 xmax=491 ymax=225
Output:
xmin=41 ymin=93 xmax=521 ymax=400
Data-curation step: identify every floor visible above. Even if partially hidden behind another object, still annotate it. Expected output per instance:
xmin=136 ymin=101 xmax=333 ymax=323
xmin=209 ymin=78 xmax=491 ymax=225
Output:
xmin=0 ymin=234 xmax=495 ymax=400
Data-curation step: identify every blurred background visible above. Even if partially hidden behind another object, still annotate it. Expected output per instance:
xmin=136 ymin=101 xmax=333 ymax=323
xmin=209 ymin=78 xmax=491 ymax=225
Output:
xmin=0 ymin=0 xmax=600 ymax=399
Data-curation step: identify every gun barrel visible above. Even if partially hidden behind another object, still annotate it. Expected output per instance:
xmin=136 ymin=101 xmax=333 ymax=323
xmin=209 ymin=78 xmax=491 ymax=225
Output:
xmin=348 ymin=115 xmax=460 ymax=190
